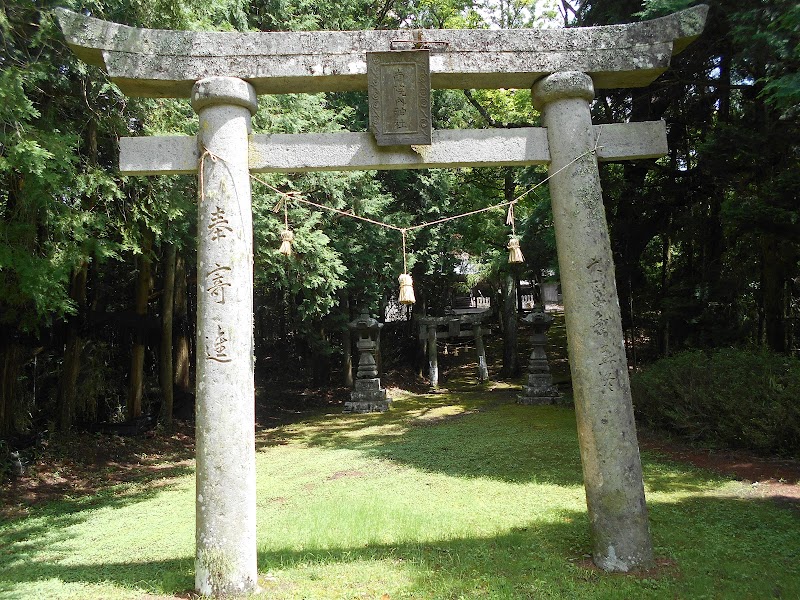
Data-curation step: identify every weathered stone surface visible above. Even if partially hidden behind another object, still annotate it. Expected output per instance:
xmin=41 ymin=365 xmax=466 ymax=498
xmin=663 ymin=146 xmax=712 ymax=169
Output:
xmin=532 ymin=71 xmax=653 ymax=572
xmin=474 ymin=323 xmax=489 ymax=382
xmin=118 ymin=122 xmax=667 ymax=175
xmin=345 ymin=378 xmax=391 ymax=413
xmin=56 ymin=2 xmax=710 ymax=585
xmin=346 ymin=314 xmax=390 ymax=412
xmin=418 ymin=311 xmax=492 ymax=386
xmin=192 ymin=76 xmax=258 ymax=596
xmin=367 ymin=50 xmax=432 ymax=146
xmin=427 ymin=326 xmax=438 ymax=388
xmin=56 ymin=6 xmax=708 ymax=97
xmin=517 ymin=309 xmax=561 ymax=405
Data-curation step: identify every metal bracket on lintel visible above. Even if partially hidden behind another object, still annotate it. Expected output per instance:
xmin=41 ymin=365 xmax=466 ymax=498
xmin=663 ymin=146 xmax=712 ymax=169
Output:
xmin=389 ymin=39 xmax=450 ymax=51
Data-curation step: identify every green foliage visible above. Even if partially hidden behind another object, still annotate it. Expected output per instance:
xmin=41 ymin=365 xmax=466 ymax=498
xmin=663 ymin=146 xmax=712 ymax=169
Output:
xmin=731 ymin=1 xmax=800 ymax=112
xmin=583 ymin=0 xmax=800 ymax=355
xmin=3 ymin=0 xmax=796 ymax=434
xmin=635 ymin=0 xmax=694 ymax=19
xmin=631 ymin=348 xmax=800 ymax=456
xmin=0 ymin=5 xmax=120 ymax=331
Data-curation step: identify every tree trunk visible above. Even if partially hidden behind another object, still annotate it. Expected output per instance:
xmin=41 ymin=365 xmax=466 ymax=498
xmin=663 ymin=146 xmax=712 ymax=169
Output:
xmin=127 ymin=231 xmax=153 ymax=421
xmin=340 ymin=292 xmax=353 ymax=387
xmin=375 ymin=323 xmax=383 ymax=380
xmin=0 ymin=336 xmax=22 ymax=436
xmin=310 ymin=327 xmax=331 ymax=387
xmin=501 ymin=273 xmax=520 ymax=376
xmin=58 ymin=112 xmax=98 ymax=431
xmin=412 ymin=289 xmax=428 ymax=377
xmin=762 ymin=236 xmax=787 ymax=352
xmin=342 ymin=327 xmax=353 ymax=387
xmin=173 ymin=250 xmax=191 ymax=393
xmin=160 ymin=243 xmax=176 ymax=426
xmin=660 ymin=230 xmax=672 ymax=357
xmin=58 ymin=261 xmax=88 ymax=431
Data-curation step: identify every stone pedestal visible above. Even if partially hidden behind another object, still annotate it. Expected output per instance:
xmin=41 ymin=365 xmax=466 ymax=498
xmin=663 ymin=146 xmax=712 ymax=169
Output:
xmin=346 ymin=312 xmax=391 ymax=412
xmin=474 ymin=323 xmax=489 ymax=382
xmin=533 ymin=71 xmax=653 ymax=572
xmin=518 ymin=308 xmax=560 ymax=405
xmin=345 ymin=378 xmax=390 ymax=413
xmin=427 ymin=326 xmax=439 ymax=388
xmin=192 ymin=77 xmax=258 ymax=595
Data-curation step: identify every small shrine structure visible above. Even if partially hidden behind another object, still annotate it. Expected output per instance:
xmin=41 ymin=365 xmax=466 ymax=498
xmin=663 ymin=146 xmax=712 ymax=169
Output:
xmin=418 ymin=310 xmax=492 ymax=387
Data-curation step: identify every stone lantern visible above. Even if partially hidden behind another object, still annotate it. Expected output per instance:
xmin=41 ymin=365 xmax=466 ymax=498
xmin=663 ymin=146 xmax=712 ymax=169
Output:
xmin=518 ymin=307 xmax=561 ymax=405
xmin=345 ymin=311 xmax=391 ymax=412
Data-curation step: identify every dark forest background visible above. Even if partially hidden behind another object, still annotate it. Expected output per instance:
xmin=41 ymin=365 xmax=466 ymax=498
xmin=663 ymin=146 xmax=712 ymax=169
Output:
xmin=0 ymin=0 xmax=797 ymax=454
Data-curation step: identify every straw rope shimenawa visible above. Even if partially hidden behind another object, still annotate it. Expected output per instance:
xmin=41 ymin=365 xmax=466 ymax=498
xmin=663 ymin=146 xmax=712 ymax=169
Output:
xmin=201 ymin=129 xmax=605 ymax=305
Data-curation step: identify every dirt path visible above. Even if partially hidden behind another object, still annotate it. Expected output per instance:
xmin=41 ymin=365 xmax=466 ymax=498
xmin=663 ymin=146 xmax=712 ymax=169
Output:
xmin=639 ymin=430 xmax=800 ymax=502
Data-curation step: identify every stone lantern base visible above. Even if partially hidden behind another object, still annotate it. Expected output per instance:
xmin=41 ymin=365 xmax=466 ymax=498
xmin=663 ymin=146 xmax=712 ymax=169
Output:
xmin=344 ymin=378 xmax=391 ymax=413
xmin=517 ymin=373 xmax=561 ymax=405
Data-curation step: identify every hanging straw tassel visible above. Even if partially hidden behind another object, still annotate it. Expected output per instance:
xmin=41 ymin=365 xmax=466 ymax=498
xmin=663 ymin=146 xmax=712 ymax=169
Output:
xmin=398 ymin=229 xmax=416 ymax=304
xmin=507 ymin=236 xmax=524 ymax=264
xmin=506 ymin=202 xmax=524 ymax=264
xmin=398 ymin=273 xmax=416 ymax=305
xmin=279 ymin=229 xmax=295 ymax=256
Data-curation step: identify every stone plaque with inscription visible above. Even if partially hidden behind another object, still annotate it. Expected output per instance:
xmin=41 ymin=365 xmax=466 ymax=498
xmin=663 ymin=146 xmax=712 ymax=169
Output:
xmin=367 ymin=50 xmax=431 ymax=146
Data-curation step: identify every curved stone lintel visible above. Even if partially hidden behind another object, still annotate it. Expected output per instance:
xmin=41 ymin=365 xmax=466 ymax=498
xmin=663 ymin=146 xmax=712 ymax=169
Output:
xmin=56 ymin=6 xmax=708 ymax=98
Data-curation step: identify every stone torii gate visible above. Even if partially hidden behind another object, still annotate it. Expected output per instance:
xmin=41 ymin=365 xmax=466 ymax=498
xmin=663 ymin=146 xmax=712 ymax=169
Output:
xmin=57 ymin=5 xmax=707 ymax=595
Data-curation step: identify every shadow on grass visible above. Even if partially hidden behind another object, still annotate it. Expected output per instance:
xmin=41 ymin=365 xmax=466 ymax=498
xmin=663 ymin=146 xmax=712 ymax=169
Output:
xmin=1 ymin=425 xmax=196 ymax=523
xmin=257 ymin=392 xmax=727 ymax=494
xmin=0 ymin=554 xmax=195 ymax=597
xmin=0 ymin=511 xmax=590 ymax=597
xmin=258 ymin=393 xmax=586 ymax=486
xmin=2 ymin=495 xmax=799 ymax=598
xmin=641 ymin=452 xmax=729 ymax=494
xmin=0 ymin=477 xmax=189 ymax=582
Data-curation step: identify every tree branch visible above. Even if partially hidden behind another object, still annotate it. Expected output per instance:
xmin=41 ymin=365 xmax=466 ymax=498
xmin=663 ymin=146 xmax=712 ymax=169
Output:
xmin=462 ymin=90 xmax=533 ymax=128
xmin=463 ymin=89 xmax=500 ymax=127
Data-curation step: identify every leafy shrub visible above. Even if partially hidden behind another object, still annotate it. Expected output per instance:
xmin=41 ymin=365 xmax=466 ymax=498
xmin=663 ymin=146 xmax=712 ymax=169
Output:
xmin=630 ymin=348 xmax=800 ymax=456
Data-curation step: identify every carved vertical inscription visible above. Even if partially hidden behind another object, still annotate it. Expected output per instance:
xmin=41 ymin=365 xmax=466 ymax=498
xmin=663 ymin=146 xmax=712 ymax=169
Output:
xmin=206 ymin=323 xmax=233 ymax=363
xmin=203 ymin=201 xmax=236 ymax=363
xmin=206 ymin=264 xmax=231 ymax=304
xmin=367 ymin=50 xmax=431 ymax=146
xmin=208 ymin=206 xmax=233 ymax=241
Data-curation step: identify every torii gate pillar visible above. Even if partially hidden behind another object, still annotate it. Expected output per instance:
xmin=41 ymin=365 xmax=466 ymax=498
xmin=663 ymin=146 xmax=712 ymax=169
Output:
xmin=191 ymin=76 xmax=258 ymax=595
xmin=533 ymin=72 xmax=652 ymax=570
xmin=55 ymin=4 xmax=709 ymax=587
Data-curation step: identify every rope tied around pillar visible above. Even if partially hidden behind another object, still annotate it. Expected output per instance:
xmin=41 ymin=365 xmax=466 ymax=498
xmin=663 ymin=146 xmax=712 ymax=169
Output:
xmin=198 ymin=147 xmax=222 ymax=205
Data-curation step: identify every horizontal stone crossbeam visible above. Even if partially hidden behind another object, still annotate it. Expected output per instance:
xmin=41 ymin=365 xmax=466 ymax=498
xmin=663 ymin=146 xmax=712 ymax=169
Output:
xmin=56 ymin=6 xmax=708 ymax=97
xmin=119 ymin=121 xmax=667 ymax=175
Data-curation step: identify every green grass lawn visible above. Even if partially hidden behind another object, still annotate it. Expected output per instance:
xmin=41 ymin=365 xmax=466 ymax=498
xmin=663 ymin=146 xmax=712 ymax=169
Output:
xmin=2 ymin=384 xmax=799 ymax=599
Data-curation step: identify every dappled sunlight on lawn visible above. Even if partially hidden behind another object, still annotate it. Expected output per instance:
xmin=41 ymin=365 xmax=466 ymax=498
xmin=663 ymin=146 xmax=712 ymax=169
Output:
xmin=3 ymin=381 xmax=800 ymax=599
